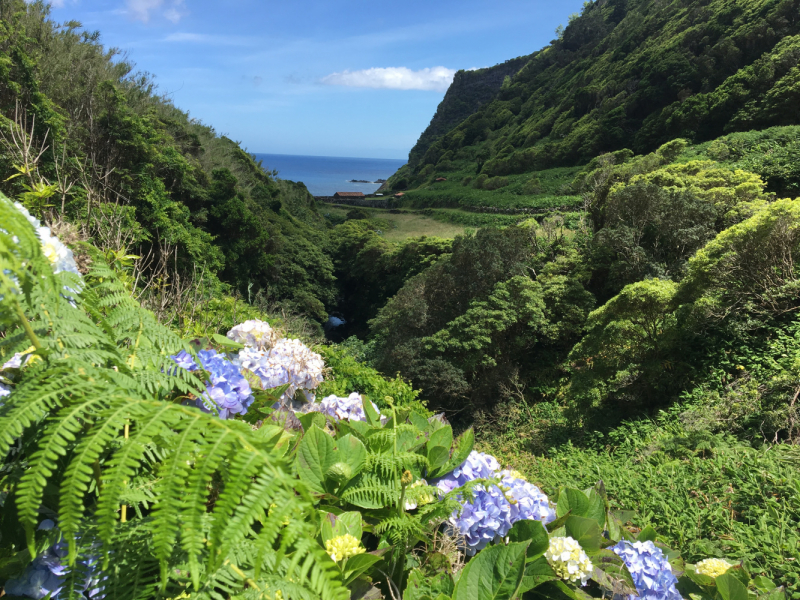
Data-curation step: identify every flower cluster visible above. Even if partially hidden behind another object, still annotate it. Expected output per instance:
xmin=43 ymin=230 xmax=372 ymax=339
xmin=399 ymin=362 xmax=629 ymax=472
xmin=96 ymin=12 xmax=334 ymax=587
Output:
xmin=611 ymin=540 xmax=682 ymax=600
xmin=0 ymin=350 xmax=32 ymax=402
xmin=226 ymin=319 xmax=278 ymax=350
xmin=695 ymin=557 xmax=733 ymax=578
xmin=235 ymin=338 xmax=324 ymax=402
xmin=433 ymin=452 xmax=555 ymax=554
xmin=500 ymin=470 xmax=556 ymax=524
xmin=545 ymin=536 xmax=594 ymax=586
xmin=14 ymin=202 xmax=81 ymax=276
xmin=171 ymin=349 xmax=254 ymax=419
xmin=325 ymin=534 xmax=365 ymax=563
xmin=434 ymin=451 xmax=500 ymax=494
xmin=3 ymin=520 xmax=102 ymax=600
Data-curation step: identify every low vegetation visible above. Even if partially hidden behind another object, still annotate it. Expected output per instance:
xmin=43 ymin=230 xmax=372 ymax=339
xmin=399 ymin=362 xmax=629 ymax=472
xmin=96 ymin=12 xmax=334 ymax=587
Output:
xmin=1 ymin=0 xmax=799 ymax=598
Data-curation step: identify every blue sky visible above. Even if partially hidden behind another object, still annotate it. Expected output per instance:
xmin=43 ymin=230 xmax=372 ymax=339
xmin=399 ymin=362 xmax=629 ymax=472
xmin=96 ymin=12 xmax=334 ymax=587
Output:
xmin=48 ymin=0 xmax=587 ymax=159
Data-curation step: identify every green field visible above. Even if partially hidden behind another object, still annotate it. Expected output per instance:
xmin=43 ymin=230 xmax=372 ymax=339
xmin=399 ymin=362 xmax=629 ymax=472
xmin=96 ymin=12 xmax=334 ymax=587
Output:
xmin=321 ymin=205 xmax=468 ymax=240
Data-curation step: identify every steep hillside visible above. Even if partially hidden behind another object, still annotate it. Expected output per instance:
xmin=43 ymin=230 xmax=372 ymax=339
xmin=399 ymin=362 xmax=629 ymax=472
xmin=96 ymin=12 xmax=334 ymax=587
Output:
xmin=408 ymin=55 xmax=532 ymax=166
xmin=0 ymin=2 xmax=335 ymax=319
xmin=392 ymin=0 xmax=800 ymax=192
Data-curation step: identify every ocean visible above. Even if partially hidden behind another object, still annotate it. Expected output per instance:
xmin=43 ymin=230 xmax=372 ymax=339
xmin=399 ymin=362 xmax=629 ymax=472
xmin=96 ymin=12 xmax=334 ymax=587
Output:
xmin=253 ymin=153 xmax=407 ymax=197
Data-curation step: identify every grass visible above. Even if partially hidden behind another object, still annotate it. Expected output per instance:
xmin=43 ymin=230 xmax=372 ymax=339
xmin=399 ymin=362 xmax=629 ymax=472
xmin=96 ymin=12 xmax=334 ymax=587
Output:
xmin=475 ymin=402 xmax=800 ymax=593
xmin=396 ymin=163 xmax=584 ymax=210
xmin=321 ymin=205 xmax=467 ymax=240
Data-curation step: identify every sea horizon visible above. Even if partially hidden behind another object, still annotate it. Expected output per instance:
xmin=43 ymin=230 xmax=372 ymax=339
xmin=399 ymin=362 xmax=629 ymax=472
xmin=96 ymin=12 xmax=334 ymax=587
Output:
xmin=253 ymin=152 xmax=407 ymax=197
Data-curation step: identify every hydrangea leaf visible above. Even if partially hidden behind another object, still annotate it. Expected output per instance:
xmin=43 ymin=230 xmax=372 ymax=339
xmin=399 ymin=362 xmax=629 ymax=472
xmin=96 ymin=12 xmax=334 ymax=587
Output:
xmin=433 ymin=428 xmax=474 ymax=478
xmin=427 ymin=445 xmax=451 ymax=472
xmin=556 ymin=488 xmax=590 ymax=519
xmin=427 ymin=425 xmax=453 ymax=452
xmin=589 ymin=549 xmax=637 ymax=596
xmin=210 ymin=333 xmax=244 ymax=350
xmin=333 ymin=434 xmax=368 ymax=482
xmin=753 ymin=575 xmax=777 ymax=593
xmin=716 ymin=573 xmax=749 ymax=600
xmin=518 ymin=556 xmax=557 ymax=594
xmin=585 ymin=490 xmax=606 ymax=529
xmin=297 ymin=424 xmax=336 ymax=494
xmin=360 ymin=396 xmax=382 ymax=427
xmin=565 ymin=516 xmax=602 ymax=553
xmin=299 ymin=411 xmax=328 ymax=432
xmin=452 ymin=541 xmax=528 ymax=600
xmin=637 ymin=525 xmax=658 ymax=542
xmin=342 ymin=552 xmax=383 ymax=586
xmin=507 ymin=519 xmax=549 ymax=559
xmin=408 ymin=411 xmax=431 ymax=433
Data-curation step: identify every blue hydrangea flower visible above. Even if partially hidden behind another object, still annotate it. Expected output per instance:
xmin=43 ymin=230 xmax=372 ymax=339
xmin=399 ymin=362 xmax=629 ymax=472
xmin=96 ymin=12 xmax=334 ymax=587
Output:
xmin=433 ymin=451 xmax=501 ymax=494
xmin=611 ymin=540 xmax=682 ymax=600
xmin=4 ymin=520 xmax=103 ymax=600
xmin=170 ymin=349 xmax=254 ymax=419
xmin=449 ymin=482 xmax=514 ymax=554
xmin=433 ymin=453 xmax=555 ymax=555
xmin=500 ymin=470 xmax=557 ymax=524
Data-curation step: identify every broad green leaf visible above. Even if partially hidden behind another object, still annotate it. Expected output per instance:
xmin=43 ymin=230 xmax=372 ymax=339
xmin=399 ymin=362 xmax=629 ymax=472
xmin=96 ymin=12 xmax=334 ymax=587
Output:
xmin=427 ymin=446 xmax=451 ymax=472
xmin=517 ymin=556 xmax=557 ymax=594
xmin=336 ymin=511 xmax=363 ymax=539
xmin=342 ymin=552 xmax=383 ymax=585
xmin=335 ymin=434 xmax=367 ymax=481
xmin=753 ymin=576 xmax=777 ymax=593
xmin=210 ymin=333 xmax=244 ymax=349
xmin=557 ymin=488 xmax=590 ymax=519
xmin=409 ymin=411 xmax=431 ymax=433
xmin=452 ymin=541 xmax=528 ymax=600
xmin=398 ymin=427 xmax=427 ymax=452
xmin=297 ymin=425 xmax=335 ymax=494
xmin=428 ymin=426 xmax=453 ymax=452
xmin=585 ymin=490 xmax=606 ymax=529
xmin=637 ymin=525 xmax=658 ymax=542
xmin=761 ymin=587 xmax=787 ymax=600
xmin=298 ymin=411 xmax=327 ymax=433
xmin=320 ymin=510 xmax=362 ymax=544
xmin=565 ymin=516 xmax=602 ymax=552
xmin=546 ymin=512 xmax=571 ymax=533
xmin=436 ymin=428 xmax=474 ymax=477
xmin=507 ymin=519 xmax=549 ymax=558
xmin=685 ymin=564 xmax=716 ymax=587
xmin=716 ymin=573 xmax=749 ymax=600
xmin=361 ymin=397 xmax=382 ymax=427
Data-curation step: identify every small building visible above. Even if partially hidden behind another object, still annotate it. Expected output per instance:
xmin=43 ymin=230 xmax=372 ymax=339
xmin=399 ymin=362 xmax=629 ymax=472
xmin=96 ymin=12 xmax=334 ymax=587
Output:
xmin=333 ymin=192 xmax=366 ymax=200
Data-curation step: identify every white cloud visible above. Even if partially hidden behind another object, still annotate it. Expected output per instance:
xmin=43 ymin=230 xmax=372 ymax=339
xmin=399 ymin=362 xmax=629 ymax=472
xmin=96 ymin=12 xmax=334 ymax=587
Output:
xmin=320 ymin=66 xmax=456 ymax=92
xmin=126 ymin=0 xmax=186 ymax=23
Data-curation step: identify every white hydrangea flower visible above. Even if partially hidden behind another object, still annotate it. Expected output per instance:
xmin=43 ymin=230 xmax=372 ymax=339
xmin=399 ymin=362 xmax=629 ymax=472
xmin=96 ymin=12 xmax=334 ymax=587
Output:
xmin=545 ymin=536 xmax=593 ymax=586
xmin=2 ymin=352 xmax=28 ymax=371
xmin=695 ymin=558 xmax=734 ymax=578
xmin=226 ymin=319 xmax=278 ymax=350
xmin=236 ymin=338 xmax=324 ymax=401
xmin=13 ymin=203 xmax=80 ymax=276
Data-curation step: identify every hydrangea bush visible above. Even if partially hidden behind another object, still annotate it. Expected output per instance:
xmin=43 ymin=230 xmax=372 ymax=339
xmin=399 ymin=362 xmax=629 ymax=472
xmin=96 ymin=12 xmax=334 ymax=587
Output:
xmin=0 ymin=198 xmax=786 ymax=600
